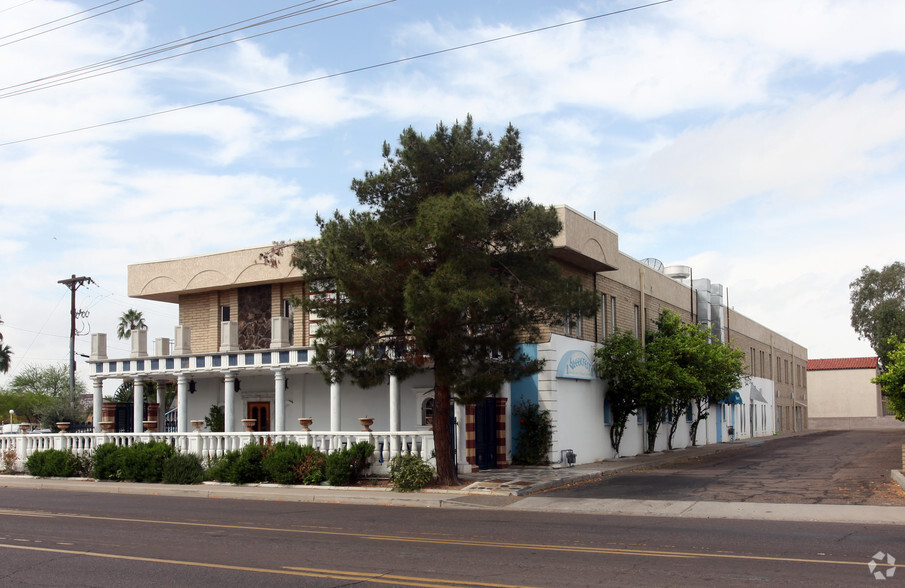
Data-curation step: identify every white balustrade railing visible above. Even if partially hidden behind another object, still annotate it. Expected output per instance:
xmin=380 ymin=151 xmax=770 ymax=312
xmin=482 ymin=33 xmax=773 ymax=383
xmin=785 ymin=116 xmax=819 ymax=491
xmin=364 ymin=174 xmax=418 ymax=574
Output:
xmin=0 ymin=430 xmax=436 ymax=477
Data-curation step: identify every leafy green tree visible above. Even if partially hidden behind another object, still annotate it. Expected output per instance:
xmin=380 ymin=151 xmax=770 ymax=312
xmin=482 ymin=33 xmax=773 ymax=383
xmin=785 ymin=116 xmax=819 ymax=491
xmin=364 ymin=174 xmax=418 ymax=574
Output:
xmin=650 ymin=310 xmax=707 ymax=450
xmin=594 ymin=310 xmax=748 ymax=453
xmin=688 ymin=329 xmax=748 ymax=445
xmin=873 ymin=337 xmax=905 ymax=420
xmin=117 ymin=308 xmax=147 ymax=340
xmin=0 ymin=315 xmax=11 ymax=374
xmin=639 ymin=334 xmax=677 ymax=453
xmin=1 ymin=364 xmax=87 ymax=428
xmin=291 ymin=116 xmax=597 ymax=484
xmin=850 ymin=262 xmax=905 ymax=366
xmin=593 ymin=329 xmax=645 ymax=454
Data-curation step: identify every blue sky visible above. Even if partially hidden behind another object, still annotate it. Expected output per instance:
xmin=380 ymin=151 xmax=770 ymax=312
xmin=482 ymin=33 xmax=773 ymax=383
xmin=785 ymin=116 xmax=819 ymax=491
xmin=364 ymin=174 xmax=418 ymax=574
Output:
xmin=2 ymin=0 xmax=903 ymax=386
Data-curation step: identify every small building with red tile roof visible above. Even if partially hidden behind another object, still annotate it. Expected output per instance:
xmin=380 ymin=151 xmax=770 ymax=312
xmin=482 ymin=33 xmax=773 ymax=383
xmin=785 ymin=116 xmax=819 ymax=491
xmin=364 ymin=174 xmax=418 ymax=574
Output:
xmin=807 ymin=356 xmax=900 ymax=428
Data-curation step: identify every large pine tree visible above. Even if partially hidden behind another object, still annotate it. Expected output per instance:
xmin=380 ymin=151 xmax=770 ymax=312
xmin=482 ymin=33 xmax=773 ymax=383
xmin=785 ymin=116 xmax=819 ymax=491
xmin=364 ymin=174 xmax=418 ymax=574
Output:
xmin=292 ymin=116 xmax=596 ymax=484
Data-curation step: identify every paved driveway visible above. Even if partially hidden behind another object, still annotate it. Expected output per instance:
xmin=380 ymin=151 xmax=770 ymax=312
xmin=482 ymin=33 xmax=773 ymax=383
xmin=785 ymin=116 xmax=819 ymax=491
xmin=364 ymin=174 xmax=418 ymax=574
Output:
xmin=544 ymin=429 xmax=905 ymax=505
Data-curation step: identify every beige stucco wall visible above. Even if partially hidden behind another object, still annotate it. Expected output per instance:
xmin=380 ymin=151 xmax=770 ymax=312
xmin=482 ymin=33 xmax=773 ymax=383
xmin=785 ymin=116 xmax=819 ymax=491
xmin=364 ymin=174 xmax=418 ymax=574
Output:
xmin=807 ymin=368 xmax=882 ymax=418
xmin=128 ymin=245 xmax=302 ymax=303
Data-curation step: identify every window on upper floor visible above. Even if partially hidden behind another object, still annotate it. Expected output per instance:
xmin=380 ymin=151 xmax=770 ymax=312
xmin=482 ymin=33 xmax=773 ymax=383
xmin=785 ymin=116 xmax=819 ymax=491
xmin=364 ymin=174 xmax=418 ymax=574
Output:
xmin=601 ymin=293 xmax=608 ymax=340
xmin=283 ymin=299 xmax=295 ymax=345
xmin=563 ymin=287 xmax=583 ymax=338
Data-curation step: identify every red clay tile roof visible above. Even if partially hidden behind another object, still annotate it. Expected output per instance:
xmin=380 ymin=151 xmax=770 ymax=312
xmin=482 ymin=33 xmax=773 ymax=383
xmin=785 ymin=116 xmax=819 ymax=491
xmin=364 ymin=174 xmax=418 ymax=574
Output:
xmin=807 ymin=357 xmax=878 ymax=371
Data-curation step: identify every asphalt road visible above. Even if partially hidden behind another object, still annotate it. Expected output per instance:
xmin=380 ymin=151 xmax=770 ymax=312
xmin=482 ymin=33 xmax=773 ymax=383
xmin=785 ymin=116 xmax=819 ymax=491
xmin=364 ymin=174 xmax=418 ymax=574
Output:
xmin=543 ymin=429 xmax=905 ymax=505
xmin=0 ymin=488 xmax=902 ymax=586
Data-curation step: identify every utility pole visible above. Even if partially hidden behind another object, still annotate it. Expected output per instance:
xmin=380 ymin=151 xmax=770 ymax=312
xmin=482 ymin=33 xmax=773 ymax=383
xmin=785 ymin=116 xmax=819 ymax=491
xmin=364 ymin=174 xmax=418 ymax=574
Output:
xmin=58 ymin=274 xmax=93 ymax=396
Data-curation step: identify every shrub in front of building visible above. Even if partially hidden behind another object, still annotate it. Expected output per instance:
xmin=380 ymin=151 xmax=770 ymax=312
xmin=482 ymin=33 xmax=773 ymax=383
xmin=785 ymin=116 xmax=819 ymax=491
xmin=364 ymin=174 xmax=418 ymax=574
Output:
xmin=25 ymin=448 xmax=85 ymax=478
xmin=162 ymin=453 xmax=203 ymax=485
xmin=118 ymin=441 xmax=176 ymax=483
xmin=512 ymin=399 xmax=553 ymax=465
xmin=388 ymin=454 xmax=434 ymax=492
xmin=261 ymin=441 xmax=306 ymax=485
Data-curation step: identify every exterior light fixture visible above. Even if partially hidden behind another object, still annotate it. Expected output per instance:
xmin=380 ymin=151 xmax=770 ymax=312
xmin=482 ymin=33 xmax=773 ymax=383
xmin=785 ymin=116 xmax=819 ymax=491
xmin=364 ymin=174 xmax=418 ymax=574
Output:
xmin=189 ymin=379 xmax=196 ymax=394
xmin=235 ymin=378 xmax=241 ymax=392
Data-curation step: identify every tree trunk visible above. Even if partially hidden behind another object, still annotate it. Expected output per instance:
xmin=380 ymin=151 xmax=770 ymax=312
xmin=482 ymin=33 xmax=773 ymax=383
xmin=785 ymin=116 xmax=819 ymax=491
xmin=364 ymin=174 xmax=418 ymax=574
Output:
xmin=432 ymin=382 xmax=459 ymax=486
xmin=667 ymin=405 xmax=684 ymax=450
xmin=689 ymin=399 xmax=709 ymax=447
xmin=646 ymin=420 xmax=659 ymax=454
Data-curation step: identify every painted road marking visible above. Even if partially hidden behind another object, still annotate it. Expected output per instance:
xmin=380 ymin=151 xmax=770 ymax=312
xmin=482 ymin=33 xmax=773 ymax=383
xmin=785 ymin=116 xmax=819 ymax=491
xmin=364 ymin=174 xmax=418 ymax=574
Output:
xmin=0 ymin=507 xmax=892 ymax=570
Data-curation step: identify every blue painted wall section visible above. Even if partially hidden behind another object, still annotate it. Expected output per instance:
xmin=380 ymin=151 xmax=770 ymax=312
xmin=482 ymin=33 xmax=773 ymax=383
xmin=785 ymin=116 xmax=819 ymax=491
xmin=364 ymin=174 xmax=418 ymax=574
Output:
xmin=509 ymin=344 xmax=538 ymax=443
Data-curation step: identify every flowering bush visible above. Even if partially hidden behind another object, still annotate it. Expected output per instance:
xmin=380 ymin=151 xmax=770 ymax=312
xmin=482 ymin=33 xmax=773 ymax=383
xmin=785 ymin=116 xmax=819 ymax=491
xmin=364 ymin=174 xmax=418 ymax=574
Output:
xmin=512 ymin=399 xmax=552 ymax=465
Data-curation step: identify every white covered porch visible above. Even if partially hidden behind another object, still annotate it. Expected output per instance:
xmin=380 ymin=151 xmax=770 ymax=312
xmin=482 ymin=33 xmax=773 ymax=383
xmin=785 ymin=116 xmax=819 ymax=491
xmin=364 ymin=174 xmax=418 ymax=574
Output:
xmin=70 ymin=327 xmax=455 ymax=474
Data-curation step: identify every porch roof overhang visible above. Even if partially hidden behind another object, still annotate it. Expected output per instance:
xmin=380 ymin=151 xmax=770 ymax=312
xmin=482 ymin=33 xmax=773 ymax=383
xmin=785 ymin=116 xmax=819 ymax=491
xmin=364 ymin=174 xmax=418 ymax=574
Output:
xmin=550 ymin=247 xmax=616 ymax=273
xmin=88 ymin=347 xmax=316 ymax=381
xmin=550 ymin=205 xmax=619 ymax=273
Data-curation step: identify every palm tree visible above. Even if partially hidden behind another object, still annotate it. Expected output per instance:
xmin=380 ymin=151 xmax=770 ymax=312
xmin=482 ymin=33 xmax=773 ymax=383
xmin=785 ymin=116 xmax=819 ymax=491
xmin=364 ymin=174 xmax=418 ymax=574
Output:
xmin=0 ymin=315 xmax=10 ymax=373
xmin=117 ymin=309 xmax=147 ymax=340
xmin=0 ymin=343 xmax=11 ymax=374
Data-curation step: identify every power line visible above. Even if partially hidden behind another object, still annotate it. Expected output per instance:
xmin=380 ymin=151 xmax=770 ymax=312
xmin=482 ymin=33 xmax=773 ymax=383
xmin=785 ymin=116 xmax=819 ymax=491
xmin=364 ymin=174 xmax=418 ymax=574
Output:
xmin=0 ymin=1 xmax=143 ymax=48
xmin=2 ymin=290 xmax=68 ymax=381
xmin=0 ymin=0 xmax=674 ymax=148
xmin=0 ymin=0 xmax=134 ymax=41
xmin=0 ymin=0 xmax=382 ymax=100
xmin=0 ymin=0 xmax=37 ymax=16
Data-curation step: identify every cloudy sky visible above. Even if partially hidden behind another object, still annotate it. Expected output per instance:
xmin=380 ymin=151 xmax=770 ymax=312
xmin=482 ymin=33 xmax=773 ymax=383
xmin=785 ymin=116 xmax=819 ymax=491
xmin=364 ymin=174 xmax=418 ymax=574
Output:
xmin=1 ymin=0 xmax=901 ymax=387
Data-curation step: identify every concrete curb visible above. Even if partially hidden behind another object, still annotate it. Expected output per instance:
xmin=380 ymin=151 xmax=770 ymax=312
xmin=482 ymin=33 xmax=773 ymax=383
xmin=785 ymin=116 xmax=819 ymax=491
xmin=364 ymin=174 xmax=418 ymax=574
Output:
xmin=506 ymin=496 xmax=905 ymax=525
xmin=892 ymin=469 xmax=905 ymax=493
xmin=0 ymin=476 xmax=460 ymax=508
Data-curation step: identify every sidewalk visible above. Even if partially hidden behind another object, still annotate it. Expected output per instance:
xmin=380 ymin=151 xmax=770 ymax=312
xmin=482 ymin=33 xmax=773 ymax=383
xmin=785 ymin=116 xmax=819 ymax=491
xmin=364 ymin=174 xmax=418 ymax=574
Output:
xmin=3 ymin=434 xmax=905 ymax=525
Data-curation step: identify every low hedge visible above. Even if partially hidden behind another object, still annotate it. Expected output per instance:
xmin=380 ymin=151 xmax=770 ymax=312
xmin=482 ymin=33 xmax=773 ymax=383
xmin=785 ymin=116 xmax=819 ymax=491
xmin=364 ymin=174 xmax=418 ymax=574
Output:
xmin=25 ymin=449 xmax=86 ymax=478
xmin=25 ymin=440 xmax=383 ymax=488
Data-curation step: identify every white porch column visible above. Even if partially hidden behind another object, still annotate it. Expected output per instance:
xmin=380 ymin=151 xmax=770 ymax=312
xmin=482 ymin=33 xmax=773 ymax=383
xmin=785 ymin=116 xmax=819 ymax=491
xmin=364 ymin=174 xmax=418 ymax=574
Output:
xmin=133 ymin=379 xmax=145 ymax=433
xmin=177 ymin=374 xmax=188 ymax=433
xmin=389 ymin=374 xmax=400 ymax=432
xmin=223 ymin=371 xmax=236 ymax=433
xmin=92 ymin=379 xmax=103 ymax=433
xmin=273 ymin=369 xmax=286 ymax=433
xmin=330 ymin=380 xmax=341 ymax=432
xmin=156 ymin=381 xmax=165 ymax=415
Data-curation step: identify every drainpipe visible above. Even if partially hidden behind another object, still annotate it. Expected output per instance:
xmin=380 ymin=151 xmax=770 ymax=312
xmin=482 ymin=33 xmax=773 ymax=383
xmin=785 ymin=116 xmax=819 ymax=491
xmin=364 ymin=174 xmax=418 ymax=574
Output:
xmin=640 ymin=268 xmax=646 ymax=346
xmin=725 ymin=287 xmax=730 ymax=343
xmin=593 ymin=273 xmax=598 ymax=344
xmin=690 ymin=267 xmax=695 ymax=324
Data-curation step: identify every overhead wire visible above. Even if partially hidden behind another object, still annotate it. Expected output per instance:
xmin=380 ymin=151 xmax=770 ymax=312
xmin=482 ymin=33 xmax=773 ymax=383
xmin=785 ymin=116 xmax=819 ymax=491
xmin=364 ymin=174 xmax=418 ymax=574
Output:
xmin=0 ymin=0 xmax=376 ymax=99
xmin=0 ymin=0 xmax=143 ymax=48
xmin=2 ymin=290 xmax=68 ymax=380
xmin=0 ymin=0 xmax=673 ymax=148
xmin=0 ymin=0 xmax=135 ymax=41
xmin=0 ymin=0 xmax=37 ymax=15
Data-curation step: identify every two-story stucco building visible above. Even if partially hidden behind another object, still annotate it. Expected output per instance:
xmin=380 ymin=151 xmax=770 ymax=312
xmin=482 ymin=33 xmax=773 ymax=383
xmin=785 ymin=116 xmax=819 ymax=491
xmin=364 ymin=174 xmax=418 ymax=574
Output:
xmin=86 ymin=205 xmax=808 ymax=473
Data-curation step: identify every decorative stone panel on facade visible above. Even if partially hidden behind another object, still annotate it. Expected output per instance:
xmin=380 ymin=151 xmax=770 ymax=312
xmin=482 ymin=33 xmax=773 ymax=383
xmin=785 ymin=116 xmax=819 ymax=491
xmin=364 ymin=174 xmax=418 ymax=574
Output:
xmin=238 ymin=285 xmax=272 ymax=350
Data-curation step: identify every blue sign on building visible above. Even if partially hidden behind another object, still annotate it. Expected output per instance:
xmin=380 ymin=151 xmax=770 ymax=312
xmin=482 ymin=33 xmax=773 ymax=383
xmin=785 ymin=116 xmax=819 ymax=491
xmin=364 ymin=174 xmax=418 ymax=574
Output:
xmin=556 ymin=350 xmax=595 ymax=380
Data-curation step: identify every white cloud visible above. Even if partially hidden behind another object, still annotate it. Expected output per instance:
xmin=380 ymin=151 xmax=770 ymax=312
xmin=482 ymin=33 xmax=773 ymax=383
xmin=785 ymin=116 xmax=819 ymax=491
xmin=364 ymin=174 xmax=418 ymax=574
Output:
xmin=619 ymin=81 xmax=905 ymax=228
